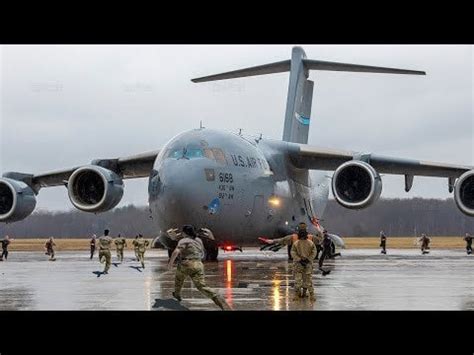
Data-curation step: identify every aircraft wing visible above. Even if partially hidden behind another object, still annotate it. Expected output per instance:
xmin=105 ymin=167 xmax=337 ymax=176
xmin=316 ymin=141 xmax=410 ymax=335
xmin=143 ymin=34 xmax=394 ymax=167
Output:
xmin=288 ymin=143 xmax=472 ymax=190
xmin=4 ymin=150 xmax=160 ymax=191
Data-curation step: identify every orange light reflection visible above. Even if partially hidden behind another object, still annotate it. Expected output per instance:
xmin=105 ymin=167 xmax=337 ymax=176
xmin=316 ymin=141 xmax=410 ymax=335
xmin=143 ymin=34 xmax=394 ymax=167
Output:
xmin=225 ymin=259 xmax=233 ymax=308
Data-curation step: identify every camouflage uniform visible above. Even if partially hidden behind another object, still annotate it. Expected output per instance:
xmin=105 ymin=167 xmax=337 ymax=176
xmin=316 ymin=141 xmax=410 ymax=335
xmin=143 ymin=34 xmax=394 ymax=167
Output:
xmin=273 ymin=233 xmax=317 ymax=246
xmin=133 ymin=237 xmax=149 ymax=268
xmin=273 ymin=233 xmax=316 ymax=260
xmin=319 ymin=234 xmax=334 ymax=268
xmin=380 ymin=232 xmax=387 ymax=254
xmin=90 ymin=237 xmax=96 ymax=259
xmin=290 ymin=238 xmax=317 ymax=300
xmin=173 ymin=235 xmax=227 ymax=309
xmin=45 ymin=239 xmax=56 ymax=260
xmin=464 ymin=234 xmax=472 ymax=255
xmin=133 ymin=237 xmax=139 ymax=260
xmin=98 ymin=236 xmax=113 ymax=273
xmin=114 ymin=237 xmax=127 ymax=262
xmin=419 ymin=235 xmax=431 ymax=254
xmin=1 ymin=238 xmax=11 ymax=261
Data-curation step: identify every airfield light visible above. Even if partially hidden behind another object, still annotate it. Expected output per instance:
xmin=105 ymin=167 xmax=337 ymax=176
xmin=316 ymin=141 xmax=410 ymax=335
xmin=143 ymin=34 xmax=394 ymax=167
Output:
xmin=268 ymin=196 xmax=281 ymax=207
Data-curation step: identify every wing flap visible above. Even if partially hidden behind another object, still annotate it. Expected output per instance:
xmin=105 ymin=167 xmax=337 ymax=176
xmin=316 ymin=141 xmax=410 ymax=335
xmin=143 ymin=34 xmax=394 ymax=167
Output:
xmin=288 ymin=143 xmax=472 ymax=178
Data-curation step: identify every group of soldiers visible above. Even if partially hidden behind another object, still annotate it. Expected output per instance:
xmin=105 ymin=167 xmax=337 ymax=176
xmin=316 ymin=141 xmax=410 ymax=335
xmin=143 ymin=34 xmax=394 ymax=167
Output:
xmin=1 ymin=226 xmax=474 ymax=311
xmin=89 ymin=230 xmax=150 ymax=274
xmin=378 ymin=231 xmax=473 ymax=255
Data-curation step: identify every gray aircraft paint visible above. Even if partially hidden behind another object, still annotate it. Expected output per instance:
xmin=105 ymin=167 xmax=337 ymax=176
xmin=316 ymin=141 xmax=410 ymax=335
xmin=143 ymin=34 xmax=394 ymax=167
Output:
xmin=148 ymin=128 xmax=329 ymax=244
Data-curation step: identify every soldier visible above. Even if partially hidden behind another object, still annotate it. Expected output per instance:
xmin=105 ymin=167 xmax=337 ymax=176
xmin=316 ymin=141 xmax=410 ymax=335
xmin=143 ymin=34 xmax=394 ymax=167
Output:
xmin=114 ymin=234 xmax=127 ymax=262
xmin=133 ymin=235 xmax=139 ymax=261
xmin=98 ymin=229 xmax=113 ymax=274
xmin=132 ymin=234 xmax=149 ymax=268
xmin=419 ymin=233 xmax=431 ymax=254
xmin=290 ymin=226 xmax=317 ymax=302
xmin=44 ymin=237 xmax=56 ymax=261
xmin=168 ymin=225 xmax=231 ymax=310
xmin=0 ymin=235 xmax=11 ymax=261
xmin=463 ymin=233 xmax=473 ymax=255
xmin=380 ymin=231 xmax=387 ymax=254
xmin=90 ymin=234 xmax=97 ymax=260
xmin=318 ymin=230 xmax=339 ymax=271
xmin=261 ymin=222 xmax=318 ymax=261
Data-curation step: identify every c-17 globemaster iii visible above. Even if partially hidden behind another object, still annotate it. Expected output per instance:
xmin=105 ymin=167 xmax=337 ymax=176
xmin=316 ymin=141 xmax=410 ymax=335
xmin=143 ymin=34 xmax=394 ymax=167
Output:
xmin=1 ymin=46 xmax=473 ymax=260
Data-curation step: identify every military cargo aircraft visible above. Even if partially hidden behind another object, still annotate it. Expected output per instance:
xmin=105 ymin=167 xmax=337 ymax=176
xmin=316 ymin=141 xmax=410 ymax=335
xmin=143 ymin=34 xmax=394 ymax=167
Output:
xmin=1 ymin=46 xmax=473 ymax=260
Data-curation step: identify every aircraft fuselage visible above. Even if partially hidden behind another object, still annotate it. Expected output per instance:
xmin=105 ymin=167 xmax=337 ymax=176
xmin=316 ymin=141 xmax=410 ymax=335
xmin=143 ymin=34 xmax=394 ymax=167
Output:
xmin=148 ymin=128 xmax=329 ymax=245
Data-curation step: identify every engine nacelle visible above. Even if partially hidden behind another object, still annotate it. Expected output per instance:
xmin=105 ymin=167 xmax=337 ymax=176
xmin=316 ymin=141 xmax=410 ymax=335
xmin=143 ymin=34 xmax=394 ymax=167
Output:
xmin=0 ymin=178 xmax=37 ymax=222
xmin=454 ymin=170 xmax=474 ymax=216
xmin=67 ymin=165 xmax=124 ymax=213
xmin=332 ymin=160 xmax=382 ymax=209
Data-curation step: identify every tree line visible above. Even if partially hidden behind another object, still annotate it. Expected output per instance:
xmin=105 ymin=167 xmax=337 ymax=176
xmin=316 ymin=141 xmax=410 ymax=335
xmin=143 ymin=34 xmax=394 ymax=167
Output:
xmin=1 ymin=198 xmax=473 ymax=238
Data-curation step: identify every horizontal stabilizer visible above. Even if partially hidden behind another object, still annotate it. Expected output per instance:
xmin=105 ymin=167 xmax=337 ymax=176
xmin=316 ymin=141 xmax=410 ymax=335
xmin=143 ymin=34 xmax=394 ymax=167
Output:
xmin=191 ymin=60 xmax=290 ymax=82
xmin=302 ymin=59 xmax=426 ymax=75
xmin=191 ymin=57 xmax=425 ymax=83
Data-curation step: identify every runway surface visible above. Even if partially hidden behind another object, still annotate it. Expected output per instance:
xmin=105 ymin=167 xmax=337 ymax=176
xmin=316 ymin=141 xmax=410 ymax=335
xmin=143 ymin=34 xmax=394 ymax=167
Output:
xmin=0 ymin=248 xmax=473 ymax=310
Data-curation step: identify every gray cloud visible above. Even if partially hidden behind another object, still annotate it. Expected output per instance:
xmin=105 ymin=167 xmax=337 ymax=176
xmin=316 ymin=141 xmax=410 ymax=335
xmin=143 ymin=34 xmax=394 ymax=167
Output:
xmin=0 ymin=45 xmax=472 ymax=211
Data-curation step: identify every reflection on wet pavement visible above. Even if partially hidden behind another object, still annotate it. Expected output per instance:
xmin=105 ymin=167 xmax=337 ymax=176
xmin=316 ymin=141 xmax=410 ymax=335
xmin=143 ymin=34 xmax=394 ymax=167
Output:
xmin=0 ymin=248 xmax=473 ymax=310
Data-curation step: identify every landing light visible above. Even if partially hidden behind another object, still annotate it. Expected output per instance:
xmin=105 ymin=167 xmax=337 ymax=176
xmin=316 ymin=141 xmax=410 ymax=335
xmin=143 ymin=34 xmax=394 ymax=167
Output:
xmin=268 ymin=196 xmax=281 ymax=207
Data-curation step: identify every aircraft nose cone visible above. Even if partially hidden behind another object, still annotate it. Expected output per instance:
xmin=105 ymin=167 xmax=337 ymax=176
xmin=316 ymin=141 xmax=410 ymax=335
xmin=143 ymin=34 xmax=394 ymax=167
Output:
xmin=155 ymin=160 xmax=208 ymax=225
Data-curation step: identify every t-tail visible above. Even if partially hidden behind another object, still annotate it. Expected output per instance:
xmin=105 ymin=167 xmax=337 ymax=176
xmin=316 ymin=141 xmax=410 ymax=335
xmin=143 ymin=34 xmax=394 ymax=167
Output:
xmin=192 ymin=46 xmax=425 ymax=144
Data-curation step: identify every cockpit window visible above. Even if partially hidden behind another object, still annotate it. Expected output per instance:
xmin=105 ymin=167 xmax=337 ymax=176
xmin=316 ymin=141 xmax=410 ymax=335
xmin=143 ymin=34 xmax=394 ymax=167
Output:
xmin=167 ymin=148 xmax=204 ymax=159
xmin=212 ymin=148 xmax=227 ymax=165
xmin=166 ymin=146 xmax=227 ymax=165
xmin=184 ymin=148 xmax=204 ymax=159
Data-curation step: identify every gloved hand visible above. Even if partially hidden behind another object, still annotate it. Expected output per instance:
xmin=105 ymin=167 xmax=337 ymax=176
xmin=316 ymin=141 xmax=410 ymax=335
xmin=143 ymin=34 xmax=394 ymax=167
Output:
xmin=167 ymin=228 xmax=181 ymax=240
xmin=198 ymin=228 xmax=215 ymax=241
xmin=299 ymin=258 xmax=309 ymax=266
xmin=258 ymin=237 xmax=274 ymax=244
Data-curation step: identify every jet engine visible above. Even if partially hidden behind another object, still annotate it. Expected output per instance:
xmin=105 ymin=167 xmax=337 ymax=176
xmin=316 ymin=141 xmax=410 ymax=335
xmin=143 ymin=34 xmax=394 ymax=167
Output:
xmin=67 ymin=165 xmax=124 ymax=213
xmin=0 ymin=178 xmax=37 ymax=222
xmin=454 ymin=170 xmax=474 ymax=216
xmin=332 ymin=160 xmax=382 ymax=209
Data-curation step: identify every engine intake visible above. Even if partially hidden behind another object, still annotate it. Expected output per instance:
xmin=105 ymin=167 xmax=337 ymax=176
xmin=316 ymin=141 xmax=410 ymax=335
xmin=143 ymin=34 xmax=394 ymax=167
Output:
xmin=0 ymin=178 xmax=37 ymax=222
xmin=68 ymin=166 xmax=124 ymax=213
xmin=454 ymin=170 xmax=474 ymax=216
xmin=332 ymin=160 xmax=382 ymax=209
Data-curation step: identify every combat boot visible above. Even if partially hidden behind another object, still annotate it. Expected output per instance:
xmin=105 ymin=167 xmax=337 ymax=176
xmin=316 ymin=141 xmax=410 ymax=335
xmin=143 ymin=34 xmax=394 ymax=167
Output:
xmin=301 ymin=288 xmax=307 ymax=298
xmin=292 ymin=290 xmax=301 ymax=301
xmin=172 ymin=292 xmax=182 ymax=302
xmin=319 ymin=267 xmax=331 ymax=276
xmin=212 ymin=295 xmax=232 ymax=311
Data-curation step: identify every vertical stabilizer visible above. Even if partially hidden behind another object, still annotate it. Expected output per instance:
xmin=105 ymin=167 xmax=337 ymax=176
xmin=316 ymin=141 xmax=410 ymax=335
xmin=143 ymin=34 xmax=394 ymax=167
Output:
xmin=282 ymin=47 xmax=314 ymax=143
xmin=191 ymin=47 xmax=425 ymax=144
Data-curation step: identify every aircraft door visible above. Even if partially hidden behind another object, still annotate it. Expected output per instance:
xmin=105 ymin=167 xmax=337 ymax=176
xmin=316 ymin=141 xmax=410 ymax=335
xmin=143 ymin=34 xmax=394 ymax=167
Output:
xmin=245 ymin=195 xmax=265 ymax=236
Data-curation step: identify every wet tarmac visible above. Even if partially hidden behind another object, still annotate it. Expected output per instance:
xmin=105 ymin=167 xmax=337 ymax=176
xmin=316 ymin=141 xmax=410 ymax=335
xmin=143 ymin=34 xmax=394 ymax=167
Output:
xmin=0 ymin=248 xmax=473 ymax=310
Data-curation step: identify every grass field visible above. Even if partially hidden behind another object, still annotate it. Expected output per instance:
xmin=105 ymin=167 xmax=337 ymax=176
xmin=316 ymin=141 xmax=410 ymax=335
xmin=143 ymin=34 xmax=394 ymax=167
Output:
xmin=2 ymin=236 xmax=467 ymax=251
xmin=5 ymin=239 xmax=143 ymax=251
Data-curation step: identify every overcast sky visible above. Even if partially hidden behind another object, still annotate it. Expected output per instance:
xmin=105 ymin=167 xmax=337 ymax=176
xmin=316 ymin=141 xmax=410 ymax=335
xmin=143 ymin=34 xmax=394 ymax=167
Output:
xmin=0 ymin=45 xmax=472 ymax=212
